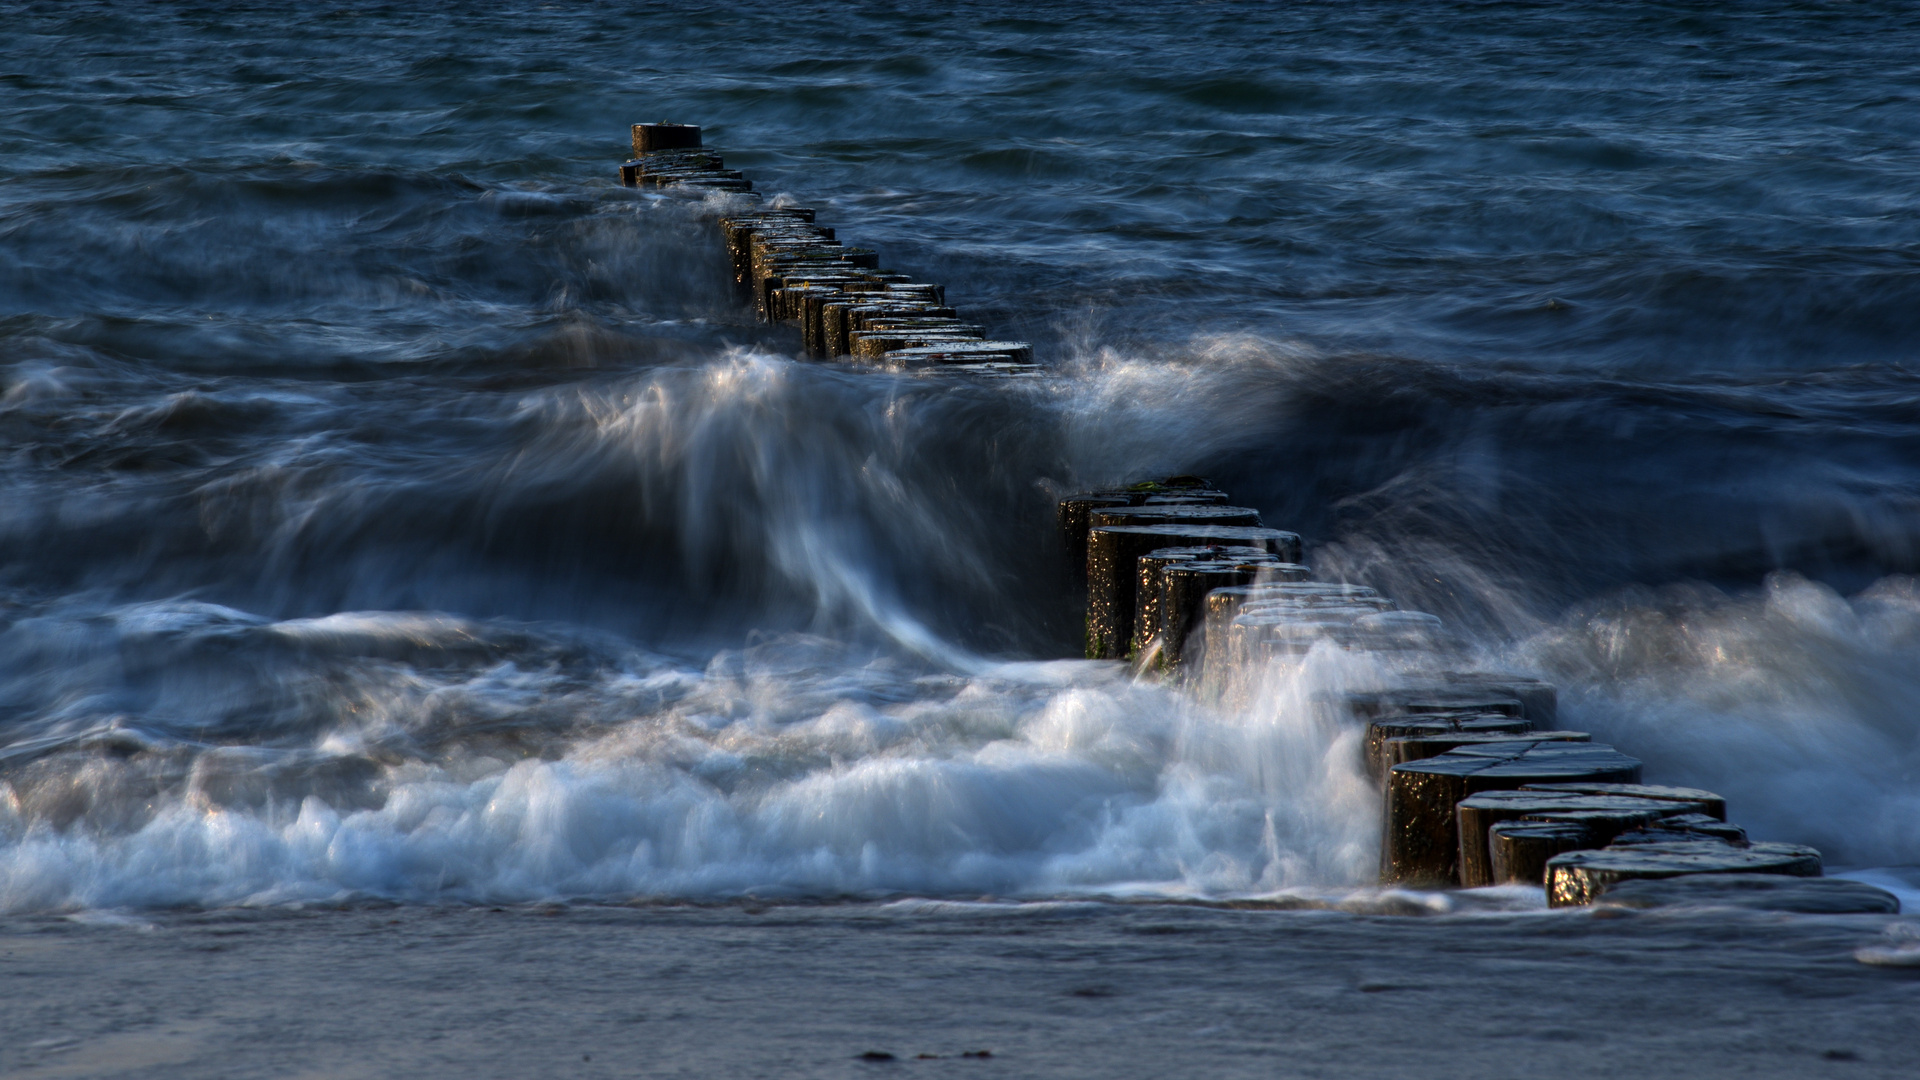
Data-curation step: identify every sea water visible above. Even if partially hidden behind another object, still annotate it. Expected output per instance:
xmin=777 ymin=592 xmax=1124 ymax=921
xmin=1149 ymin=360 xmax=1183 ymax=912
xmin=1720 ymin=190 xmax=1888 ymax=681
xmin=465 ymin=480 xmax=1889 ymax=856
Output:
xmin=3 ymin=3 xmax=1919 ymax=1075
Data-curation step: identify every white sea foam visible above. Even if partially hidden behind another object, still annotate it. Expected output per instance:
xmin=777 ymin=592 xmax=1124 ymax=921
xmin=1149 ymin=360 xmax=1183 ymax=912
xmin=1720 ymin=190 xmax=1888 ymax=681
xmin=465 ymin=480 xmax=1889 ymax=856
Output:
xmin=1512 ymin=572 xmax=1920 ymax=866
xmin=0 ymin=607 xmax=1380 ymax=912
xmin=5 ymin=346 xmax=1918 ymax=914
xmin=1854 ymin=922 xmax=1920 ymax=967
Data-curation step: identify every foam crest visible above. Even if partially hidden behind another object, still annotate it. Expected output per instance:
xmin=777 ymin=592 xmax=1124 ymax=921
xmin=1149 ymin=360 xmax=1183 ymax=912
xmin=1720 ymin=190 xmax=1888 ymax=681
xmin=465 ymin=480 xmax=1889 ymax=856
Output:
xmin=497 ymin=350 xmax=1069 ymax=659
xmin=0 ymin=610 xmax=1380 ymax=910
xmin=1051 ymin=333 xmax=1319 ymax=486
xmin=1514 ymin=572 xmax=1920 ymax=865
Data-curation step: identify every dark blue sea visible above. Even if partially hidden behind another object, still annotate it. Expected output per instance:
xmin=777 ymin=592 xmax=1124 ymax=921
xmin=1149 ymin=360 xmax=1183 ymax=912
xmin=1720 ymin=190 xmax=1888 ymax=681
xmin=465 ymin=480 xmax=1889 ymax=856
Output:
xmin=3 ymin=3 xmax=1920 ymax=1075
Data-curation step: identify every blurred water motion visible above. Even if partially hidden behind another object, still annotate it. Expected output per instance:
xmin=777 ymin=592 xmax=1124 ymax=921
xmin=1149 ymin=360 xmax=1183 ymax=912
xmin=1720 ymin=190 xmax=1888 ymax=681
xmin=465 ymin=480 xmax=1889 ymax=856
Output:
xmin=4 ymin=0 xmax=1920 ymax=910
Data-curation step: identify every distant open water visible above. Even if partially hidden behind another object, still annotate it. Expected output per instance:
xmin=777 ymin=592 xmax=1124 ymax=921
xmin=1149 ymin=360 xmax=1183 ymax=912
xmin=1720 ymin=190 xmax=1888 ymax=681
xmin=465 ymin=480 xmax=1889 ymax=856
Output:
xmin=3 ymin=0 xmax=1920 ymax=911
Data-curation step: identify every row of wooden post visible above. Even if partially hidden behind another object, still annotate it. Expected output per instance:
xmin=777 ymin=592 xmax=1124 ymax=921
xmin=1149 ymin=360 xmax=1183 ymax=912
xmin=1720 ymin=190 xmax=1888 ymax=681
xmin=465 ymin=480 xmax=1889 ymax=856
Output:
xmin=1057 ymin=475 xmax=1835 ymax=906
xmin=624 ymin=122 xmax=1871 ymax=911
xmin=622 ymin=124 xmax=1037 ymax=376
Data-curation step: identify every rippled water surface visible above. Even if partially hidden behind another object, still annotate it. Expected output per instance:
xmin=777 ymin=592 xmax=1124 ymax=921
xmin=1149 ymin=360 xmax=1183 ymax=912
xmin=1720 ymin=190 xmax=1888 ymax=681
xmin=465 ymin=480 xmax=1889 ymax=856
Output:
xmin=4 ymin=0 xmax=1920 ymax=913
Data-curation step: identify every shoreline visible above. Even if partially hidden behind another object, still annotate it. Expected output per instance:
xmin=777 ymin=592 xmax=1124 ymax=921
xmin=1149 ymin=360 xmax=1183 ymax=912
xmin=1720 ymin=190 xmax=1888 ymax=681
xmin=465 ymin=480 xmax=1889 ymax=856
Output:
xmin=6 ymin=900 xmax=1916 ymax=1079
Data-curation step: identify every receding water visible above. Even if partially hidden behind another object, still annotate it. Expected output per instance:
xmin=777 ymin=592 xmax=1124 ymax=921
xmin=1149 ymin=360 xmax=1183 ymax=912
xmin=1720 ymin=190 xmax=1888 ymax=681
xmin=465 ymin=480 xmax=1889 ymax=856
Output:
xmin=4 ymin=0 xmax=1920 ymax=920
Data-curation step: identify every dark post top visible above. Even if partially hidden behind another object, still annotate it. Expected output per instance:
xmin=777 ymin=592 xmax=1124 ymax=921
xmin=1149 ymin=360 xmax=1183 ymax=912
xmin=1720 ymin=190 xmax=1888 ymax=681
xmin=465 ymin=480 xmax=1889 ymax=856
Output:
xmin=633 ymin=123 xmax=702 ymax=153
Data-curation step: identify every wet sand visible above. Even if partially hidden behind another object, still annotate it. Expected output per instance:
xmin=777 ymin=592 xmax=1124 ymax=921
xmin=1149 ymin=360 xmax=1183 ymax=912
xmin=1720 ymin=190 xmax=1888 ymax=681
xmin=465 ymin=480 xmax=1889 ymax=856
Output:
xmin=5 ymin=900 xmax=1917 ymax=1079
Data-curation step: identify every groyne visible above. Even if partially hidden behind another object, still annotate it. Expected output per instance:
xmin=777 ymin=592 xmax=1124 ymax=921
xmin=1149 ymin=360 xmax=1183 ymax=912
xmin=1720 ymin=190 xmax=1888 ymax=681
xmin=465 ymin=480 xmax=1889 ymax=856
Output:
xmin=618 ymin=123 xmax=1892 ymax=914
xmin=622 ymin=123 xmax=1037 ymax=377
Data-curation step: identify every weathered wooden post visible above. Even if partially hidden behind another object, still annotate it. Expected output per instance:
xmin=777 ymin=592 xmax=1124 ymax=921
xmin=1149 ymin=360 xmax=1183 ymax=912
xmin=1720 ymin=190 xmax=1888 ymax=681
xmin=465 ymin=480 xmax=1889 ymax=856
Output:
xmin=1588 ymin=873 xmax=1895 ymax=914
xmin=1379 ymin=730 xmax=1591 ymax=772
xmin=1129 ymin=546 xmax=1278 ymax=662
xmin=1519 ymin=782 xmax=1727 ymax=821
xmin=1154 ymin=560 xmax=1312 ymax=671
xmin=1348 ymin=688 xmax=1527 ymax=720
xmin=1437 ymin=673 xmax=1560 ymax=726
xmin=633 ymin=123 xmax=704 ymax=153
xmin=1344 ymin=611 xmax=1452 ymax=659
xmin=1088 ymin=503 xmax=1258 ymax=529
xmin=1057 ymin=485 xmax=1227 ymax=580
xmin=1608 ymin=813 xmax=1749 ymax=846
xmin=1382 ymin=742 xmax=1642 ymax=887
xmin=1084 ymin=524 xmax=1302 ymax=659
xmin=1202 ymin=584 xmax=1387 ymax=655
xmin=1362 ymin=714 xmax=1534 ymax=779
xmin=1454 ymin=789 xmax=1721 ymax=887
xmin=1545 ymin=841 xmax=1823 ymax=907
xmin=1487 ymin=822 xmax=1594 ymax=887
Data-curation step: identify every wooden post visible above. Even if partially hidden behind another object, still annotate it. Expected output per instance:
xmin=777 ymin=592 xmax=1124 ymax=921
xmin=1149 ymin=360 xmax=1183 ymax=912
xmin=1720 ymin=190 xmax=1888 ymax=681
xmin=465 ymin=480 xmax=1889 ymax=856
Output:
xmin=1363 ymin=714 xmax=1534 ymax=780
xmin=1088 ymin=504 xmax=1261 ymax=532
xmin=1345 ymin=611 xmax=1452 ymax=658
xmin=1085 ymin=525 xmax=1303 ymax=660
xmin=1130 ymin=546 xmax=1277 ymax=663
xmin=1203 ymin=583 xmax=1384 ymax=652
xmin=1455 ymin=790 xmax=1717 ymax=888
xmin=1380 ymin=730 xmax=1590 ymax=772
xmin=1519 ymin=782 xmax=1726 ymax=821
xmin=1545 ymin=841 xmax=1823 ymax=907
xmin=1608 ymin=813 xmax=1749 ymax=847
xmin=1057 ymin=485 xmax=1227 ymax=581
xmin=1348 ymin=688 xmax=1526 ymax=719
xmin=1156 ymin=560 xmax=1312 ymax=671
xmin=1488 ymin=822 xmax=1594 ymax=887
xmin=1587 ymin=874 xmax=1896 ymax=914
xmin=633 ymin=123 xmax=702 ymax=153
xmin=1382 ymin=743 xmax=1642 ymax=887
xmin=1436 ymin=673 xmax=1560 ymax=726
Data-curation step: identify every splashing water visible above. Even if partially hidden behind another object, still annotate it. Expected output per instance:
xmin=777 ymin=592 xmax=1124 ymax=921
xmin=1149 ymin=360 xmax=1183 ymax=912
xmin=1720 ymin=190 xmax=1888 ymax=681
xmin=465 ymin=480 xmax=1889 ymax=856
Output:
xmin=6 ymin=0 xmax=1920 ymax=913
xmin=0 ymin=599 xmax=1383 ymax=910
